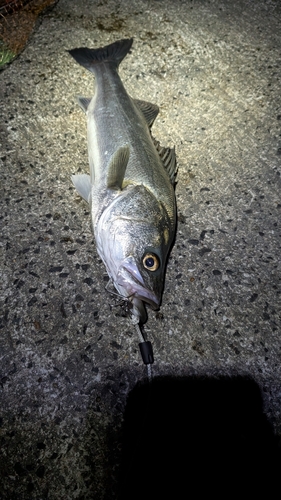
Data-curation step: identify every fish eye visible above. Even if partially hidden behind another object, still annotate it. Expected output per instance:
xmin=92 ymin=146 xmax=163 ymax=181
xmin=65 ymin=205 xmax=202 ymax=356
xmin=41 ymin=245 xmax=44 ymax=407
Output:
xmin=142 ymin=253 xmax=159 ymax=272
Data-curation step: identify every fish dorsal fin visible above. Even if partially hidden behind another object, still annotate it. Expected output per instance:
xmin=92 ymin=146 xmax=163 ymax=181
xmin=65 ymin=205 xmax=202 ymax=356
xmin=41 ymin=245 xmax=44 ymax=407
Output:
xmin=106 ymin=145 xmax=130 ymax=190
xmin=133 ymin=99 xmax=159 ymax=127
xmin=152 ymin=136 xmax=177 ymax=186
xmin=76 ymin=96 xmax=92 ymax=113
xmin=71 ymin=174 xmax=92 ymax=202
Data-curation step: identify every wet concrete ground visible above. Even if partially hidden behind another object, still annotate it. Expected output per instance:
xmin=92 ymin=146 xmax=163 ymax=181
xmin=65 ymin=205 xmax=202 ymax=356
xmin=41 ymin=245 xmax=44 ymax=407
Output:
xmin=1 ymin=0 xmax=281 ymax=498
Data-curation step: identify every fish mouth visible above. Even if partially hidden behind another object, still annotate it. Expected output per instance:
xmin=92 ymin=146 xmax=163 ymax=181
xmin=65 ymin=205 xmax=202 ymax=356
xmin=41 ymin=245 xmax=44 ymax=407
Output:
xmin=116 ymin=259 xmax=160 ymax=316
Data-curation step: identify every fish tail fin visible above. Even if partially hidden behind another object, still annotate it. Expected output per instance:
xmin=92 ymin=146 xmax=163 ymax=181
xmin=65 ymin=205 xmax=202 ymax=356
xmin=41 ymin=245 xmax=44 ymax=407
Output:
xmin=68 ymin=38 xmax=133 ymax=73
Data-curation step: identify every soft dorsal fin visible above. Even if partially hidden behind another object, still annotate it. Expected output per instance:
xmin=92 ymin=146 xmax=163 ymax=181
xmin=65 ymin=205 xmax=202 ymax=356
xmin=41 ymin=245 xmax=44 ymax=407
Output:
xmin=106 ymin=145 xmax=130 ymax=190
xmin=76 ymin=96 xmax=92 ymax=113
xmin=152 ymin=136 xmax=177 ymax=186
xmin=71 ymin=174 xmax=92 ymax=202
xmin=133 ymin=99 xmax=159 ymax=127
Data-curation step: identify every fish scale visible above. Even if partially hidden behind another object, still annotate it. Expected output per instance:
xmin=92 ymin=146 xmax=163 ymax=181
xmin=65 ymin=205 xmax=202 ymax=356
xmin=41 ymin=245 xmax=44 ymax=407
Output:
xmin=89 ymin=61 xmax=173 ymax=208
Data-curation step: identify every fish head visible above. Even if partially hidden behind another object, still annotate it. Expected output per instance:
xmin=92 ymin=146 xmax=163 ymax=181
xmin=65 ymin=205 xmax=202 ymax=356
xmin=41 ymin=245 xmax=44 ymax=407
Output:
xmin=114 ymin=229 xmax=171 ymax=324
xmin=95 ymin=185 xmax=175 ymax=324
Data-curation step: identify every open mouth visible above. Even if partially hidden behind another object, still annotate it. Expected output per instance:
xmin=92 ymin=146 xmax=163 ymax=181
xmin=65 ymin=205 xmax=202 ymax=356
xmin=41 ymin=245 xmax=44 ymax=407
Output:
xmin=117 ymin=261 xmax=160 ymax=311
xmin=134 ymin=292 xmax=159 ymax=310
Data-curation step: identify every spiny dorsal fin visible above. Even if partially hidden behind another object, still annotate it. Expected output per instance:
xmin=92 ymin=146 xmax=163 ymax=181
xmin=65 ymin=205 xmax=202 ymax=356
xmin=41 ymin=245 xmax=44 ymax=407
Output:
xmin=106 ymin=145 xmax=130 ymax=190
xmin=76 ymin=96 xmax=92 ymax=113
xmin=133 ymin=99 xmax=159 ymax=127
xmin=152 ymin=136 xmax=177 ymax=186
xmin=71 ymin=174 xmax=92 ymax=202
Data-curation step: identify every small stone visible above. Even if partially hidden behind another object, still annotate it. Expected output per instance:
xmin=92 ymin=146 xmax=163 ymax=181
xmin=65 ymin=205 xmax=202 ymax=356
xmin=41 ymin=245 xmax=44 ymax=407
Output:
xmin=49 ymin=266 xmax=64 ymax=273
xmin=36 ymin=465 xmax=45 ymax=478
xmin=84 ymin=277 xmax=94 ymax=285
xmin=198 ymin=247 xmax=211 ymax=256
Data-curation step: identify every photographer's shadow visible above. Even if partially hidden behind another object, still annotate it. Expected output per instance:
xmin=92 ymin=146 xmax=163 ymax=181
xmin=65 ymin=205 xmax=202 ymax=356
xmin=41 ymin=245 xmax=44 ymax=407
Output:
xmin=118 ymin=375 xmax=280 ymax=499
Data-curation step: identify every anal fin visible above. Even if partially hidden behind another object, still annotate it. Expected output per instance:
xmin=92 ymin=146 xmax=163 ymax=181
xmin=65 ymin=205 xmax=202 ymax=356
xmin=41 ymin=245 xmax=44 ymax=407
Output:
xmin=76 ymin=96 xmax=92 ymax=113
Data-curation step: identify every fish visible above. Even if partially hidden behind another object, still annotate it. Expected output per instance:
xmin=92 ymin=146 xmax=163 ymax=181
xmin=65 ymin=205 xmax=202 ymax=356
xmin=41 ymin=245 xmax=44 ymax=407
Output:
xmin=68 ymin=38 xmax=177 ymax=324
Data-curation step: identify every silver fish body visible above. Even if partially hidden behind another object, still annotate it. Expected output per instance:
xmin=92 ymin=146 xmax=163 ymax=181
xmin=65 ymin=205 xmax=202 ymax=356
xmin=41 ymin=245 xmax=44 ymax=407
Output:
xmin=69 ymin=39 xmax=177 ymax=324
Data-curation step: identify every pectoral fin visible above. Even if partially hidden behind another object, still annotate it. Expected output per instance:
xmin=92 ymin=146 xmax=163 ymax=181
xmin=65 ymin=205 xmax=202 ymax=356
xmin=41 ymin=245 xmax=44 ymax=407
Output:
xmin=106 ymin=145 xmax=130 ymax=190
xmin=71 ymin=174 xmax=92 ymax=202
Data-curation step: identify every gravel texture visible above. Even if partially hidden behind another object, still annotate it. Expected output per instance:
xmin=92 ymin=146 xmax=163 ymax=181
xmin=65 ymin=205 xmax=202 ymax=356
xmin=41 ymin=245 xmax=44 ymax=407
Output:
xmin=0 ymin=0 xmax=281 ymax=498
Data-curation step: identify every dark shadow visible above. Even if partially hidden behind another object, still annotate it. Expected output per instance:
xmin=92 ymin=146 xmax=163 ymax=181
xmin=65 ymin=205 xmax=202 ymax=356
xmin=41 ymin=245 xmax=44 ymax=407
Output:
xmin=116 ymin=376 xmax=280 ymax=499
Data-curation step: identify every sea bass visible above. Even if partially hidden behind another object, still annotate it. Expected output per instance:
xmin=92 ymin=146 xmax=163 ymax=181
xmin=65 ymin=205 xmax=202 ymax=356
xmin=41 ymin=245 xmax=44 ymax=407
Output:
xmin=68 ymin=38 xmax=177 ymax=324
